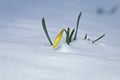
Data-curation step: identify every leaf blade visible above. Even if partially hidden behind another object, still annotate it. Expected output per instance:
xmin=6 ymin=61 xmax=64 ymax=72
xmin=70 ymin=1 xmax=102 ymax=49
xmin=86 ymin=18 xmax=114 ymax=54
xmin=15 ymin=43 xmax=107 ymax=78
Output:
xmin=92 ymin=34 xmax=106 ymax=43
xmin=66 ymin=27 xmax=70 ymax=45
xmin=69 ymin=28 xmax=75 ymax=43
xmin=42 ymin=18 xmax=53 ymax=45
xmin=74 ymin=12 xmax=82 ymax=40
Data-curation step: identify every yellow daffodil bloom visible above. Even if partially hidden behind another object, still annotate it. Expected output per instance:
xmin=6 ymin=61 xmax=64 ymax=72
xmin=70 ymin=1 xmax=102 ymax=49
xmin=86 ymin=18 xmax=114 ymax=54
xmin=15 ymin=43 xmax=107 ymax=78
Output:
xmin=53 ymin=29 xmax=65 ymax=48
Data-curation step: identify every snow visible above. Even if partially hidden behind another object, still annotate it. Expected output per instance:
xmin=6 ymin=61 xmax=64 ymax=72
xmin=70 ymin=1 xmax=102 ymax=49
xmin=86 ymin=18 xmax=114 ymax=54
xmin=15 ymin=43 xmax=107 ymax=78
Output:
xmin=0 ymin=0 xmax=120 ymax=80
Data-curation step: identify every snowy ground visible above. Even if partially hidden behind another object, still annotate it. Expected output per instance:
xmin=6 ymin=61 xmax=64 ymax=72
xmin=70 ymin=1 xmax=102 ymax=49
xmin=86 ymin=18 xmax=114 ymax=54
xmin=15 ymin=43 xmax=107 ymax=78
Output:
xmin=0 ymin=0 xmax=120 ymax=80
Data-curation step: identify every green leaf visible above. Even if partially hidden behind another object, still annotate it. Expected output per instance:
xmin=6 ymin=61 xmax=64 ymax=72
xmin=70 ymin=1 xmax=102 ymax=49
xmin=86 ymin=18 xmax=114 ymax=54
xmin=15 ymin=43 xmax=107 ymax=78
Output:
xmin=84 ymin=33 xmax=87 ymax=40
xmin=69 ymin=28 xmax=75 ymax=43
xmin=66 ymin=27 xmax=70 ymax=45
xmin=74 ymin=12 xmax=82 ymax=40
xmin=42 ymin=18 xmax=53 ymax=45
xmin=92 ymin=34 xmax=105 ymax=43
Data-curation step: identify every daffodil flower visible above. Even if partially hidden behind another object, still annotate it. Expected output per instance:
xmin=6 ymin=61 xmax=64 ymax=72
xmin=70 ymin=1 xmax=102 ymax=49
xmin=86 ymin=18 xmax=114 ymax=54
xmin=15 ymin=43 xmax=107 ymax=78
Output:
xmin=53 ymin=29 xmax=65 ymax=48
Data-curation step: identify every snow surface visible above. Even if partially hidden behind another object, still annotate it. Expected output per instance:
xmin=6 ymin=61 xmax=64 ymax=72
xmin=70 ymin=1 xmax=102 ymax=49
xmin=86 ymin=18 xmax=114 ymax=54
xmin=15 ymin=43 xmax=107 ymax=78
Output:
xmin=0 ymin=0 xmax=120 ymax=80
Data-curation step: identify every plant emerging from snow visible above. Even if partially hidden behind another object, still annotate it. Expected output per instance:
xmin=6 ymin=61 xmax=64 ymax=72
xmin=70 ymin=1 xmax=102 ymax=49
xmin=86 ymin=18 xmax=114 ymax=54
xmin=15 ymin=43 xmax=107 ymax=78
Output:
xmin=42 ymin=12 xmax=105 ymax=48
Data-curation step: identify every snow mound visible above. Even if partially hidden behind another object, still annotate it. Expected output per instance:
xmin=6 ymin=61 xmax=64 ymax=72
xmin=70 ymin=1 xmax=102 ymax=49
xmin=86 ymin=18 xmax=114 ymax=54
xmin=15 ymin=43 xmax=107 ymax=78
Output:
xmin=54 ymin=43 xmax=75 ymax=53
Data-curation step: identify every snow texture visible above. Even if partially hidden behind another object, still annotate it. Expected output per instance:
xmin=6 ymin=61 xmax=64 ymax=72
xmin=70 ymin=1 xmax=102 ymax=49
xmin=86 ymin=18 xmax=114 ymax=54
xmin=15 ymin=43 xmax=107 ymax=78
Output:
xmin=0 ymin=0 xmax=120 ymax=80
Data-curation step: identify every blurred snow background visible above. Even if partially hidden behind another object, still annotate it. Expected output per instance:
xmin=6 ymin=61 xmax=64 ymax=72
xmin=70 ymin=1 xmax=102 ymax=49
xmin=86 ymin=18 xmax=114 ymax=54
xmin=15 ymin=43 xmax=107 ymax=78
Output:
xmin=0 ymin=0 xmax=120 ymax=80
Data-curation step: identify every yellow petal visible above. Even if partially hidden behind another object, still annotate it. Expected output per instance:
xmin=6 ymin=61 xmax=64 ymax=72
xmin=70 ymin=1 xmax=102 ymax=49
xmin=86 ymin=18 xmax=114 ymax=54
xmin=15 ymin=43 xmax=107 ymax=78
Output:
xmin=53 ymin=29 xmax=65 ymax=48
